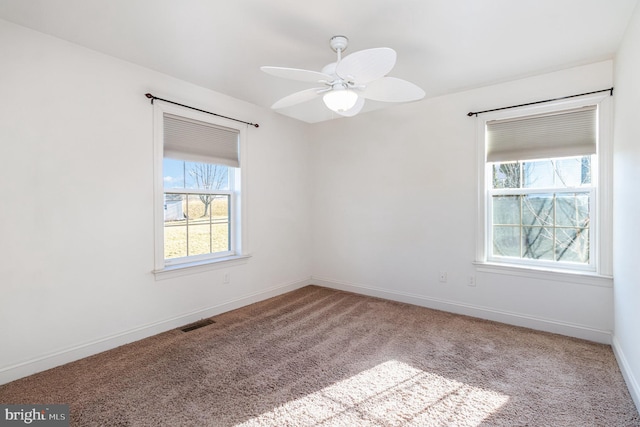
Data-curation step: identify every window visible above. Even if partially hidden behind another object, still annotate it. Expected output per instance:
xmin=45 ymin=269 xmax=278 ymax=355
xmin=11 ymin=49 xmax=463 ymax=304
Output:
xmin=476 ymin=94 xmax=612 ymax=277
xmin=490 ymin=156 xmax=593 ymax=267
xmin=153 ymin=101 xmax=248 ymax=275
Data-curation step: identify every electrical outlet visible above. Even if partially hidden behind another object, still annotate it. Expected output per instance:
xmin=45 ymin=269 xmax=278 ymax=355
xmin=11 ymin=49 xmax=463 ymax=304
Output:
xmin=223 ymin=273 xmax=230 ymax=284
xmin=468 ymin=275 xmax=476 ymax=287
xmin=439 ymin=271 xmax=447 ymax=283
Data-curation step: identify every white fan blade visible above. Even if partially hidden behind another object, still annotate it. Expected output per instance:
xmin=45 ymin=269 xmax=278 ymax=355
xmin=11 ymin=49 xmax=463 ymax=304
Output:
xmin=271 ymin=88 xmax=323 ymax=109
xmin=362 ymin=77 xmax=425 ymax=102
xmin=261 ymin=66 xmax=331 ymax=83
xmin=336 ymin=96 xmax=365 ymax=117
xmin=336 ymin=48 xmax=396 ymax=83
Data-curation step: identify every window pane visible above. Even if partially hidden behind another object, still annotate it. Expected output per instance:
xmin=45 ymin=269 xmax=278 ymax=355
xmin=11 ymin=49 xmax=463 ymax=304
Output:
xmin=493 ymin=196 xmax=520 ymax=225
xmin=211 ymin=195 xmax=230 ymax=252
xmin=163 ymin=159 xmax=230 ymax=191
xmin=556 ymin=193 xmax=590 ymax=227
xmin=523 ymin=160 xmax=554 ymax=188
xmin=185 ymin=195 xmax=209 ymax=256
xmin=493 ymin=226 xmax=520 ymax=257
xmin=492 ymin=162 xmax=520 ymax=189
xmin=522 ymin=194 xmax=553 ymax=226
xmin=187 ymin=223 xmax=212 ymax=256
xmin=556 ymin=228 xmax=589 ymax=263
xmin=164 ymin=194 xmax=187 ymax=259
xmin=522 ymin=226 xmax=554 ymax=260
xmin=210 ymin=194 xmax=229 ymax=218
xmin=165 ymin=224 xmax=187 ymax=259
xmin=212 ymin=222 xmax=230 ymax=252
xmin=580 ymin=156 xmax=592 ymax=185
xmin=555 ymin=157 xmax=591 ymax=188
xmin=186 ymin=194 xmax=207 ymax=219
xmin=163 ymin=158 xmax=186 ymax=189
xmin=185 ymin=162 xmax=229 ymax=191
xmin=554 ymin=156 xmax=591 ymax=187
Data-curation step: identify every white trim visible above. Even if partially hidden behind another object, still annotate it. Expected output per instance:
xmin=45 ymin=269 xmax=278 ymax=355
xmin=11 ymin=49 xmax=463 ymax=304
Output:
xmin=236 ymin=126 xmax=249 ymax=256
xmin=311 ymin=276 xmax=612 ymax=344
xmin=612 ymin=335 xmax=640 ymax=413
xmin=0 ymin=277 xmax=312 ymax=386
xmin=473 ymin=261 xmax=612 ymax=287
xmin=154 ymin=254 xmax=251 ymax=280
xmin=596 ymin=95 xmax=613 ymax=275
xmin=153 ymin=101 xmax=165 ymax=271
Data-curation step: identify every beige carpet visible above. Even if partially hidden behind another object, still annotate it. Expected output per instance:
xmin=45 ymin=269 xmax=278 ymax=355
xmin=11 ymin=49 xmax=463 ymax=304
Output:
xmin=1 ymin=285 xmax=638 ymax=426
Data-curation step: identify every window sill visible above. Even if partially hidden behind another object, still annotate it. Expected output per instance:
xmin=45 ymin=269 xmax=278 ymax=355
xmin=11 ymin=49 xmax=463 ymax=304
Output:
xmin=472 ymin=261 xmax=612 ymax=288
xmin=153 ymin=254 xmax=251 ymax=281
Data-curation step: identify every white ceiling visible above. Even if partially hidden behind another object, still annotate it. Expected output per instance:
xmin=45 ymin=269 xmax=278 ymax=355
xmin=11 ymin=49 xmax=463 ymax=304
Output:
xmin=0 ymin=0 xmax=637 ymax=123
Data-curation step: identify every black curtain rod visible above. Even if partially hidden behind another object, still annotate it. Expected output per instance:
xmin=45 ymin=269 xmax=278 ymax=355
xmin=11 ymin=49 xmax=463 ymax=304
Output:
xmin=466 ymin=87 xmax=614 ymax=117
xmin=145 ymin=93 xmax=259 ymax=128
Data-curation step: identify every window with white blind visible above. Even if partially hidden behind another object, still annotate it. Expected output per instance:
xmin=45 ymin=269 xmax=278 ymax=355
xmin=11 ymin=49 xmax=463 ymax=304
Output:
xmin=153 ymin=101 xmax=248 ymax=276
xmin=476 ymin=94 xmax=612 ymax=277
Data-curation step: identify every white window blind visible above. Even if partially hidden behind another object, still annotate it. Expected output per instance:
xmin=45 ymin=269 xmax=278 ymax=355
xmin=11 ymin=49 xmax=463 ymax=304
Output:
xmin=486 ymin=105 xmax=597 ymax=163
xmin=163 ymin=113 xmax=240 ymax=167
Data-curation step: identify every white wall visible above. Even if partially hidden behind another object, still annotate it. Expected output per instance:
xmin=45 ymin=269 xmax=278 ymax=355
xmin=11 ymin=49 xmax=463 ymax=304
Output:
xmin=0 ymin=19 xmax=312 ymax=384
xmin=613 ymin=1 xmax=640 ymax=410
xmin=311 ymin=61 xmax=615 ymax=344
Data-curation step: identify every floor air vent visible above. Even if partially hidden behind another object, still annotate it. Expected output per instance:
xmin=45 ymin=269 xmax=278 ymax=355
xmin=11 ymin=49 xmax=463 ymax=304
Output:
xmin=180 ymin=319 xmax=215 ymax=332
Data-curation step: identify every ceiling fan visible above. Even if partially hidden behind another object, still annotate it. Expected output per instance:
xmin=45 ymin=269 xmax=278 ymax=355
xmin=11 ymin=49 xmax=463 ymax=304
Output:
xmin=261 ymin=36 xmax=425 ymax=117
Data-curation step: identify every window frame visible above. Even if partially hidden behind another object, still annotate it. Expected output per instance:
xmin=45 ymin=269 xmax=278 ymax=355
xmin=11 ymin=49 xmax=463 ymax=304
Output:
xmin=152 ymin=100 xmax=249 ymax=278
xmin=475 ymin=93 xmax=612 ymax=282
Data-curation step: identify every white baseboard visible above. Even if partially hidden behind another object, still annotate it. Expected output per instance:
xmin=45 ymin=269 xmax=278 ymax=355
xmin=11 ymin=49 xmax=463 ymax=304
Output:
xmin=0 ymin=277 xmax=311 ymax=386
xmin=612 ymin=335 xmax=640 ymax=413
xmin=311 ymin=276 xmax=612 ymax=344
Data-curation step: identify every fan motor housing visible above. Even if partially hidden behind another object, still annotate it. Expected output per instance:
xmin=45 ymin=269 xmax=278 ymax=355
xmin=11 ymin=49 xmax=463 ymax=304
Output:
xmin=330 ymin=35 xmax=348 ymax=52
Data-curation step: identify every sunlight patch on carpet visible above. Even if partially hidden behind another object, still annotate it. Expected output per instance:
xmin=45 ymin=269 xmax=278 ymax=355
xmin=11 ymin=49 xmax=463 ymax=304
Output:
xmin=236 ymin=360 xmax=509 ymax=426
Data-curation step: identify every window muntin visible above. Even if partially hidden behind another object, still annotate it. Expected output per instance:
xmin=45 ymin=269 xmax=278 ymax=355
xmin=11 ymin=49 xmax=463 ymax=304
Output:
xmin=488 ymin=155 xmax=594 ymax=268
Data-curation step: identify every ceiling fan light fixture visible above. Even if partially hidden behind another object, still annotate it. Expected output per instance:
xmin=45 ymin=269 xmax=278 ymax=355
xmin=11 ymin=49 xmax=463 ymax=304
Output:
xmin=262 ymin=35 xmax=425 ymax=121
xmin=323 ymin=87 xmax=358 ymax=112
